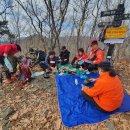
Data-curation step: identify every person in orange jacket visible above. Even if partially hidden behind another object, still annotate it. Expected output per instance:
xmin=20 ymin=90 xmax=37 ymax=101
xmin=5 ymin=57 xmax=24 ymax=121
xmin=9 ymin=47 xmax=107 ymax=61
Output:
xmin=88 ymin=40 xmax=104 ymax=64
xmin=82 ymin=40 xmax=104 ymax=71
xmin=71 ymin=48 xmax=88 ymax=68
xmin=82 ymin=61 xmax=124 ymax=112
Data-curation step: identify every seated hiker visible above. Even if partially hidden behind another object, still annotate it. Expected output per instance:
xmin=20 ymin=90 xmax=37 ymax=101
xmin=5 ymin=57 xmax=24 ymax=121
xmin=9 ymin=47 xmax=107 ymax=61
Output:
xmin=82 ymin=61 xmax=124 ymax=112
xmin=0 ymin=44 xmax=21 ymax=84
xmin=59 ymin=46 xmax=70 ymax=65
xmin=39 ymin=51 xmax=58 ymax=73
xmin=71 ymin=48 xmax=88 ymax=68
xmin=82 ymin=40 xmax=104 ymax=71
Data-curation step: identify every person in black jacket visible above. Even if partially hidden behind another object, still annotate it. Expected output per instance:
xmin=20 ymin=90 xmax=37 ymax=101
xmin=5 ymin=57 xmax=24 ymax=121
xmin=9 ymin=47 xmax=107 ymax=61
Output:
xmin=59 ymin=46 xmax=70 ymax=65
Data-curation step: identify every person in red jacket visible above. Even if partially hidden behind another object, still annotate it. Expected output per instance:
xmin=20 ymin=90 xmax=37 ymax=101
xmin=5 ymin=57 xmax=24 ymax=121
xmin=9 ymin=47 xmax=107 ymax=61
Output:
xmin=82 ymin=61 xmax=124 ymax=112
xmin=88 ymin=40 xmax=104 ymax=64
xmin=71 ymin=48 xmax=88 ymax=68
xmin=0 ymin=44 xmax=21 ymax=83
xmin=82 ymin=40 xmax=104 ymax=71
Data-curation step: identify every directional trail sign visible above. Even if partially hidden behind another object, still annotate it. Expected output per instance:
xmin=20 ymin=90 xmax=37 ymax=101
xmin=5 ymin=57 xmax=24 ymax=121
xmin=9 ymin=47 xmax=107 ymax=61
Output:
xmin=98 ymin=21 xmax=122 ymax=28
xmin=101 ymin=4 xmax=125 ymax=17
xmin=101 ymin=10 xmax=117 ymax=17
xmin=99 ymin=3 xmax=130 ymax=62
xmin=114 ymin=14 xmax=130 ymax=21
xmin=101 ymin=10 xmax=124 ymax=17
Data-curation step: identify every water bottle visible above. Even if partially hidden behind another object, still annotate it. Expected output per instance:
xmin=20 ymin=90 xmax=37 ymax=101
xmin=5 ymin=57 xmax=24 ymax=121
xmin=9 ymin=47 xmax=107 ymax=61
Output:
xmin=4 ymin=57 xmax=13 ymax=72
xmin=31 ymin=71 xmax=45 ymax=78
xmin=75 ymin=79 xmax=78 ymax=86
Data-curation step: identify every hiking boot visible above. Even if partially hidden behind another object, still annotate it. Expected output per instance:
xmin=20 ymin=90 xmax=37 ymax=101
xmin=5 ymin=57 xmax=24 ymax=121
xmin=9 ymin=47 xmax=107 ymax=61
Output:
xmin=44 ymin=73 xmax=50 ymax=78
xmin=11 ymin=74 xmax=17 ymax=80
xmin=46 ymin=69 xmax=51 ymax=74
xmin=11 ymin=76 xmax=17 ymax=81
xmin=3 ymin=79 xmax=13 ymax=84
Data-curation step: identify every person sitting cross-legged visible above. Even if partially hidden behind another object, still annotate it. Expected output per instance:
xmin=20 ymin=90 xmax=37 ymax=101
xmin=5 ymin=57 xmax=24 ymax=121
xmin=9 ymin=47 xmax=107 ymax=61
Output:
xmin=71 ymin=48 xmax=88 ymax=68
xmin=82 ymin=40 xmax=104 ymax=72
xmin=39 ymin=51 xmax=58 ymax=73
xmin=82 ymin=61 xmax=124 ymax=112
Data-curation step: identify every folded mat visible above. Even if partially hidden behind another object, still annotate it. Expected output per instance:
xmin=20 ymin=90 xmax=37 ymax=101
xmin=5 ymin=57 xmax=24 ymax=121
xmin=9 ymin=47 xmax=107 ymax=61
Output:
xmin=55 ymin=74 xmax=130 ymax=127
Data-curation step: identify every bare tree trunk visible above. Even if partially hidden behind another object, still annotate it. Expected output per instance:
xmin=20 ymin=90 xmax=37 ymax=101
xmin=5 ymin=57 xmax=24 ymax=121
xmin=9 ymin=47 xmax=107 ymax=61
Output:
xmin=44 ymin=0 xmax=70 ymax=52
xmin=90 ymin=0 xmax=103 ymax=38
xmin=15 ymin=0 xmax=47 ymax=51
xmin=73 ymin=0 xmax=91 ymax=50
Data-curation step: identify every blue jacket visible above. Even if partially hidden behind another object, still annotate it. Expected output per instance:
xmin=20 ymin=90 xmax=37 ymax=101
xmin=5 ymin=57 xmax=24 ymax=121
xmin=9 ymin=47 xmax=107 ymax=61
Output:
xmin=45 ymin=56 xmax=58 ymax=68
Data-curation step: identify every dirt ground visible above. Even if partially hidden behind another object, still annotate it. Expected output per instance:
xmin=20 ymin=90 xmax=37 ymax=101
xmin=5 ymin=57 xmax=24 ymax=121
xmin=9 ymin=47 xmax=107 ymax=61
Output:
xmin=0 ymin=61 xmax=130 ymax=130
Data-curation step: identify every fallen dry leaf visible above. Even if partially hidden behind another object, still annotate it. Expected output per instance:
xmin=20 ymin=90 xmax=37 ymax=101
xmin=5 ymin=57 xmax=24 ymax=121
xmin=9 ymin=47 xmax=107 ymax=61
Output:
xmin=0 ymin=61 xmax=130 ymax=130
xmin=9 ymin=112 xmax=19 ymax=121
xmin=56 ymin=119 xmax=61 ymax=130
xmin=0 ymin=126 xmax=2 ymax=130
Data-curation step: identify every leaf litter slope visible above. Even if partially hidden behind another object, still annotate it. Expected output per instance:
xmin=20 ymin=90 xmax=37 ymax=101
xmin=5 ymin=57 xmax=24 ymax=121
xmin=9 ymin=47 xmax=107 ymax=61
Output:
xmin=0 ymin=61 xmax=130 ymax=130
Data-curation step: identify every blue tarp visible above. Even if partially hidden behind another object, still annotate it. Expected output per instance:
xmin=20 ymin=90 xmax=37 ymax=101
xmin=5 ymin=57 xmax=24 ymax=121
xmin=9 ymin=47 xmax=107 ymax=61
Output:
xmin=55 ymin=74 xmax=130 ymax=127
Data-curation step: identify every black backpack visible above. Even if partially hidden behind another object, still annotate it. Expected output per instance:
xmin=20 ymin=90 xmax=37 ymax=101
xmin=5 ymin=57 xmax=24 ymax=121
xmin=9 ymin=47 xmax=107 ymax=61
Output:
xmin=37 ymin=50 xmax=46 ymax=62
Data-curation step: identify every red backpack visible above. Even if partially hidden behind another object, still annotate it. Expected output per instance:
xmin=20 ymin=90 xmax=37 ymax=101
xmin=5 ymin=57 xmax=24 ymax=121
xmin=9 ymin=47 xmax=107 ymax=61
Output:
xmin=19 ymin=57 xmax=32 ymax=85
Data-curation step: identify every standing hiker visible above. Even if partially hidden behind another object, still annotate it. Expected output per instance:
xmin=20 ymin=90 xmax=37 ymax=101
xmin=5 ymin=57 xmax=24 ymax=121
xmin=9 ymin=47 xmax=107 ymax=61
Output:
xmin=0 ymin=44 xmax=21 ymax=83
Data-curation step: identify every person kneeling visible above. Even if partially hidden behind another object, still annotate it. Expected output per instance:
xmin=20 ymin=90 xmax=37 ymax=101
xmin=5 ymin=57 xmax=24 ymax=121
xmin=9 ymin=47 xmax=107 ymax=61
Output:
xmin=39 ymin=51 xmax=58 ymax=73
xmin=82 ymin=61 xmax=124 ymax=112
xmin=71 ymin=48 xmax=88 ymax=68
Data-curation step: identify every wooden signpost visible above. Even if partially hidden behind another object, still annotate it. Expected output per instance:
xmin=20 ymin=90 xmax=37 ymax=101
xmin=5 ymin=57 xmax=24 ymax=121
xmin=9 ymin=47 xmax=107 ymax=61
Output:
xmin=99 ymin=4 xmax=130 ymax=62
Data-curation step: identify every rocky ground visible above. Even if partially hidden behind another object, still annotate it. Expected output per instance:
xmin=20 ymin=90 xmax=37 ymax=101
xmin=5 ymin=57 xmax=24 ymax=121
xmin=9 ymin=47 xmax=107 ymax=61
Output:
xmin=0 ymin=61 xmax=130 ymax=130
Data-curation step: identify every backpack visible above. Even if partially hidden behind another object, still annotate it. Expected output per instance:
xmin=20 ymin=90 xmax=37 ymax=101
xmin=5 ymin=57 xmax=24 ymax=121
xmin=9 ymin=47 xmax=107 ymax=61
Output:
xmin=19 ymin=57 xmax=32 ymax=85
xmin=37 ymin=50 xmax=46 ymax=62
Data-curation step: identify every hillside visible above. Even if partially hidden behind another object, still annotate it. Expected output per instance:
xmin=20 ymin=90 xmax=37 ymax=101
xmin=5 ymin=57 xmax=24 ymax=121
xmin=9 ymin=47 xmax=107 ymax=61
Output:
xmin=0 ymin=61 xmax=130 ymax=130
xmin=19 ymin=35 xmax=130 ymax=61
